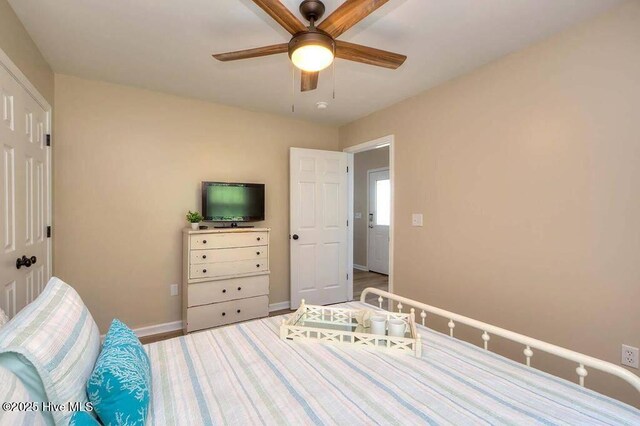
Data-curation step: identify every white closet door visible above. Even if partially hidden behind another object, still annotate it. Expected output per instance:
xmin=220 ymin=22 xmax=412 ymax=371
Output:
xmin=0 ymin=62 xmax=50 ymax=318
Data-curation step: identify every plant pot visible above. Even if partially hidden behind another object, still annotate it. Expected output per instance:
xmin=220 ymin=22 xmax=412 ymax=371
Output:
xmin=190 ymin=223 xmax=199 ymax=230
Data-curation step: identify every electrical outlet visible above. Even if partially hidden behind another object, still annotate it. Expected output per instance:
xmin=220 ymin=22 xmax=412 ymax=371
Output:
xmin=412 ymin=213 xmax=423 ymax=227
xmin=621 ymin=344 xmax=639 ymax=369
xmin=170 ymin=284 xmax=179 ymax=297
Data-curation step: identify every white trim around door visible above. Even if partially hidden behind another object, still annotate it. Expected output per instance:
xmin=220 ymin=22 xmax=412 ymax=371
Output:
xmin=344 ymin=135 xmax=395 ymax=296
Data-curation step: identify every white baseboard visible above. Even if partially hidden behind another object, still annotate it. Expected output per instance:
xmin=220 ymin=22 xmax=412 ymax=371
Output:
xmin=113 ymin=304 xmax=288 ymax=340
xmin=269 ymin=301 xmax=290 ymax=312
xmin=133 ymin=320 xmax=183 ymax=338
xmin=353 ymin=264 xmax=368 ymax=271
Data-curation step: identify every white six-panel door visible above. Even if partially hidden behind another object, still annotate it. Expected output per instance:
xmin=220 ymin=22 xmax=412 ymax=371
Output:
xmin=0 ymin=58 xmax=50 ymax=319
xmin=290 ymin=148 xmax=349 ymax=309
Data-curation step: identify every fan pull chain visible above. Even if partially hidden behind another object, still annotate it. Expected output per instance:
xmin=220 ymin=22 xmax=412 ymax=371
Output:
xmin=332 ymin=60 xmax=336 ymax=100
xmin=291 ymin=64 xmax=295 ymax=113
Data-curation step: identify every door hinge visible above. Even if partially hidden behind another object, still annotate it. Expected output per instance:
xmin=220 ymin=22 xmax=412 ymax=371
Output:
xmin=347 ymin=219 xmax=349 ymax=227
xmin=347 ymin=273 xmax=349 ymax=281
xmin=346 ymin=166 xmax=349 ymax=173
xmin=46 ymin=134 xmax=51 ymax=147
xmin=46 ymin=226 xmax=51 ymax=238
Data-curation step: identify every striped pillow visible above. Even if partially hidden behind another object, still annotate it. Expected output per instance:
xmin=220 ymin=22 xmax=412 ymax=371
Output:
xmin=0 ymin=366 xmax=47 ymax=425
xmin=0 ymin=277 xmax=100 ymax=425
xmin=0 ymin=308 xmax=8 ymax=327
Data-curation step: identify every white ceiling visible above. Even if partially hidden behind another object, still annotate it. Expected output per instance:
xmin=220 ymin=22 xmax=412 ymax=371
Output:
xmin=9 ymin=0 xmax=622 ymax=125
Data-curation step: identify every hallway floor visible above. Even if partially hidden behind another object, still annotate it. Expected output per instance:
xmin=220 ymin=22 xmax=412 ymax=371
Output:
xmin=353 ymin=269 xmax=389 ymax=306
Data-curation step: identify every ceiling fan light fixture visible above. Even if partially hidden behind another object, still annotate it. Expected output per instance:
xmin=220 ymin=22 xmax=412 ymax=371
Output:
xmin=289 ymin=32 xmax=335 ymax=72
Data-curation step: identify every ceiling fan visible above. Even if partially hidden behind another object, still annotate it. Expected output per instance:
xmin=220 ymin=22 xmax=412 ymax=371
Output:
xmin=213 ymin=0 xmax=407 ymax=92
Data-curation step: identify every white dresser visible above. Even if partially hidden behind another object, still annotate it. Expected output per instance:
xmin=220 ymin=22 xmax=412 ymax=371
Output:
xmin=182 ymin=228 xmax=270 ymax=333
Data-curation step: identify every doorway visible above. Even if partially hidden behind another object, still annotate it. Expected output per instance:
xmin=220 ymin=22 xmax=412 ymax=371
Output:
xmin=345 ymin=136 xmax=394 ymax=305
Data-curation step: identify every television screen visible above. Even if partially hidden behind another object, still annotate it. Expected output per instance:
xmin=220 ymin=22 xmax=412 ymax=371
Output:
xmin=202 ymin=182 xmax=265 ymax=222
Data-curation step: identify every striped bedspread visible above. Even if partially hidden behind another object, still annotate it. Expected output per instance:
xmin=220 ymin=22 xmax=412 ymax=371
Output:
xmin=145 ymin=302 xmax=640 ymax=425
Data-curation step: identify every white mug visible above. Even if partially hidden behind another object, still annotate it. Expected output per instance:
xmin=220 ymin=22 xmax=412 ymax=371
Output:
xmin=369 ymin=316 xmax=387 ymax=335
xmin=388 ymin=319 xmax=408 ymax=337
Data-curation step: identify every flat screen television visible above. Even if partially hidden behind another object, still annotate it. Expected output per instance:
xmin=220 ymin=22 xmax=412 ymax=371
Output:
xmin=201 ymin=182 xmax=265 ymax=223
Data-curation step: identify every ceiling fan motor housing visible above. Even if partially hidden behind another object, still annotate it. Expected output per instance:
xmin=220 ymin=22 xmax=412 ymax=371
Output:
xmin=288 ymin=30 xmax=335 ymax=59
xmin=300 ymin=0 xmax=326 ymax=22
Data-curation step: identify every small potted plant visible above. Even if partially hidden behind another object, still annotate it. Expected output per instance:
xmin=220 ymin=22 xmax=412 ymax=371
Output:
xmin=186 ymin=211 xmax=203 ymax=230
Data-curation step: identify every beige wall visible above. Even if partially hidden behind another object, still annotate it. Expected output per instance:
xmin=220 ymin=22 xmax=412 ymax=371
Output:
xmin=0 ymin=0 xmax=53 ymax=104
xmin=340 ymin=1 xmax=640 ymax=407
xmin=54 ymin=74 xmax=339 ymax=332
xmin=353 ymin=147 xmax=389 ymax=267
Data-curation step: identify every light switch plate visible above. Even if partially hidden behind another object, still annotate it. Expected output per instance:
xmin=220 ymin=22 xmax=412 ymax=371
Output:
xmin=170 ymin=284 xmax=179 ymax=296
xmin=355 ymin=212 xmax=362 ymax=219
xmin=412 ymin=213 xmax=423 ymax=227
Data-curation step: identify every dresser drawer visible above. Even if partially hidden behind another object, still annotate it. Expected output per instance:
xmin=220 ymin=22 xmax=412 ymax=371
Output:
xmin=189 ymin=259 xmax=268 ymax=280
xmin=186 ymin=295 xmax=269 ymax=332
xmin=190 ymin=246 xmax=267 ymax=264
xmin=188 ymin=275 xmax=269 ymax=307
xmin=190 ymin=232 xmax=268 ymax=250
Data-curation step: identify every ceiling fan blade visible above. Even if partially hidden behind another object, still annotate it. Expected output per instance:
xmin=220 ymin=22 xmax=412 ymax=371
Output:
xmin=318 ymin=0 xmax=389 ymax=38
xmin=251 ymin=0 xmax=308 ymax=35
xmin=301 ymin=71 xmax=319 ymax=92
xmin=213 ymin=43 xmax=289 ymax=62
xmin=336 ymin=40 xmax=406 ymax=69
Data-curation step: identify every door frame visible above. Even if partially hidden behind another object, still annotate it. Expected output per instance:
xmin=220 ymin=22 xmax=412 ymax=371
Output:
xmin=366 ymin=166 xmax=390 ymax=273
xmin=344 ymin=135 xmax=394 ymax=299
xmin=0 ymin=47 xmax=53 ymax=281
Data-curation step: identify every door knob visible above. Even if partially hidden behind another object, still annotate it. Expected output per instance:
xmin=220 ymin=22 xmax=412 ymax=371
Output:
xmin=16 ymin=255 xmax=33 ymax=269
xmin=292 ymin=234 xmax=299 ymax=240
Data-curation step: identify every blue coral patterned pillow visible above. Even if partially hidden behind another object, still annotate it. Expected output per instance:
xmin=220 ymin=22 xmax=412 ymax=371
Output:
xmin=69 ymin=410 xmax=102 ymax=426
xmin=87 ymin=319 xmax=151 ymax=426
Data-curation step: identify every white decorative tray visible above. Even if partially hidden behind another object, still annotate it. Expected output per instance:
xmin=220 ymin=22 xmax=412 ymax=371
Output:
xmin=279 ymin=300 xmax=422 ymax=357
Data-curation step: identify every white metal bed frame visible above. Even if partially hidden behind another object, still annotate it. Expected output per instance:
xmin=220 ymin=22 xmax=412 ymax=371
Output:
xmin=361 ymin=287 xmax=640 ymax=394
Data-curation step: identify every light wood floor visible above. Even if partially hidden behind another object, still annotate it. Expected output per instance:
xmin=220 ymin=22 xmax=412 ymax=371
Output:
xmin=353 ymin=269 xmax=389 ymax=306
xmin=140 ymin=269 xmax=388 ymax=344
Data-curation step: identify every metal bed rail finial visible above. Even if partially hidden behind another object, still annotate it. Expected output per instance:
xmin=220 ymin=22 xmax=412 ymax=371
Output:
xmin=360 ymin=287 xmax=640 ymax=394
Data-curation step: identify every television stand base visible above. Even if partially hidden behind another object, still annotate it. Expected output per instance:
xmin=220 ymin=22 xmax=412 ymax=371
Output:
xmin=214 ymin=223 xmax=255 ymax=229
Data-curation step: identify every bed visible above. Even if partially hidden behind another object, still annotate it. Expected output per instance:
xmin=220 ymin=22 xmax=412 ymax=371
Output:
xmin=1 ymin=279 xmax=639 ymax=425
xmin=145 ymin=297 xmax=640 ymax=425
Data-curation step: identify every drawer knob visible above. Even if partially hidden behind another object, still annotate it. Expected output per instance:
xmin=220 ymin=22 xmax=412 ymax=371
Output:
xmin=237 ymin=287 xmax=242 ymax=291
xmin=222 ymin=312 xmax=226 ymax=316
xmin=256 ymin=251 xmax=260 ymax=255
xmin=202 ymin=255 xmax=207 ymax=259
xmin=256 ymin=264 xmax=260 ymax=268
xmin=222 ymin=289 xmax=227 ymax=293
xmin=257 ymin=237 xmax=261 ymax=241
xmin=203 ymin=269 xmax=207 ymax=273
xmin=237 ymin=309 xmax=241 ymax=314
xmin=203 ymin=240 xmax=207 ymax=244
